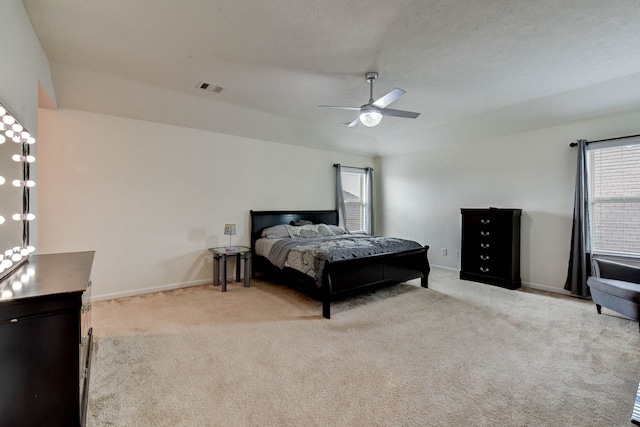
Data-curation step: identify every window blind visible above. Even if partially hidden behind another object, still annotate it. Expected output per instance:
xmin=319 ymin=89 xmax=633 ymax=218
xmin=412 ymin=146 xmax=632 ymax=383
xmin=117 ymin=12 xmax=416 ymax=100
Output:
xmin=589 ymin=142 xmax=640 ymax=256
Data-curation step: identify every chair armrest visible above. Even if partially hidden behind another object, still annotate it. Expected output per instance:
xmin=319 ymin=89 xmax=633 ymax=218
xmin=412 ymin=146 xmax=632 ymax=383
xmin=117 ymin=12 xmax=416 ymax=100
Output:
xmin=591 ymin=258 xmax=640 ymax=284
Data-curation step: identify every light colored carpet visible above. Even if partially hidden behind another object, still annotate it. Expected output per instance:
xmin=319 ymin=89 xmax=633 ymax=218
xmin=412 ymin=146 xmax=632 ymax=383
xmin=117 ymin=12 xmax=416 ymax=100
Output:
xmin=87 ymin=268 xmax=640 ymax=426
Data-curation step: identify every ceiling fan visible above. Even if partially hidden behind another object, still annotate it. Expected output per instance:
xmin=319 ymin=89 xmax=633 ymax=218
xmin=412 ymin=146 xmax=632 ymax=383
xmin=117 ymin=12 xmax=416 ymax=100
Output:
xmin=319 ymin=72 xmax=420 ymax=127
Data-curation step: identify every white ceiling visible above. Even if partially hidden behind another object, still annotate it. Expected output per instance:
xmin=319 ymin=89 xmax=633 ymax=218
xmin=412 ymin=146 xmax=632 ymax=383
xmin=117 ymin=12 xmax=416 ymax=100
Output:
xmin=22 ymin=0 xmax=640 ymax=157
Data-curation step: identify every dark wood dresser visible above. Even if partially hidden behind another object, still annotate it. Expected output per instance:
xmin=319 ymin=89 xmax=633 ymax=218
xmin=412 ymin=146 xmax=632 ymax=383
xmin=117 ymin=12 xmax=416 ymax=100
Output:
xmin=460 ymin=208 xmax=521 ymax=289
xmin=0 ymin=251 xmax=95 ymax=427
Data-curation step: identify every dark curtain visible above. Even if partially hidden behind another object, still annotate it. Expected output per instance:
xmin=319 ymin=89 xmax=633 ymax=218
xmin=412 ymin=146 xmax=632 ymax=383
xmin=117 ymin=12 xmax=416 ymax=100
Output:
xmin=335 ymin=164 xmax=347 ymax=230
xmin=364 ymin=167 xmax=374 ymax=235
xmin=564 ymin=139 xmax=591 ymax=297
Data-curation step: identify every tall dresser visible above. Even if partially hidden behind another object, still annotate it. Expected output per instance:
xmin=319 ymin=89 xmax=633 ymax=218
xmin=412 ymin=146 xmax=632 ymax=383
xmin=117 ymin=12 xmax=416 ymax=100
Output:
xmin=0 ymin=251 xmax=95 ymax=427
xmin=460 ymin=208 xmax=521 ymax=289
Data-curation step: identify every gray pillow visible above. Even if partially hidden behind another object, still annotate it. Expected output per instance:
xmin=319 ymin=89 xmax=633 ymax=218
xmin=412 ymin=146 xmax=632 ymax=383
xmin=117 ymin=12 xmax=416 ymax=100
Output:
xmin=286 ymin=224 xmax=335 ymax=238
xmin=261 ymin=224 xmax=290 ymax=239
xmin=290 ymin=220 xmax=313 ymax=226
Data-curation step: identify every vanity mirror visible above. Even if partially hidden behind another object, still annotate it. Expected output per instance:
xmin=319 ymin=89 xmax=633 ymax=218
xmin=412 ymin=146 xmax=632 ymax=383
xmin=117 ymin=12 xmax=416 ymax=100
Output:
xmin=0 ymin=102 xmax=35 ymax=281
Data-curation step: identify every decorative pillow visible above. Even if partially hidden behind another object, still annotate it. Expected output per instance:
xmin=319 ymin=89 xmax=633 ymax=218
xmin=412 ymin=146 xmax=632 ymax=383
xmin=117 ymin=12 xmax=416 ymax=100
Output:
xmin=286 ymin=224 xmax=335 ymax=238
xmin=290 ymin=220 xmax=313 ymax=226
xmin=327 ymin=224 xmax=348 ymax=235
xmin=261 ymin=224 xmax=291 ymax=239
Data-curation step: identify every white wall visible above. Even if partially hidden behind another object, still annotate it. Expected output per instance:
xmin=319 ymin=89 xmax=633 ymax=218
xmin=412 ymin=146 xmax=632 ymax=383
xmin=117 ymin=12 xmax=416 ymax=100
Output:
xmin=0 ymin=0 xmax=54 ymax=131
xmin=379 ymin=109 xmax=640 ymax=292
xmin=0 ymin=0 xmax=55 ymax=262
xmin=37 ymin=108 xmax=374 ymax=300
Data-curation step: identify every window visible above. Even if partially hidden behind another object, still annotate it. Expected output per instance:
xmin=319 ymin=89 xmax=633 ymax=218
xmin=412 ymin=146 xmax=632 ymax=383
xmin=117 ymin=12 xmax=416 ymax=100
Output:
xmin=341 ymin=169 xmax=367 ymax=232
xmin=336 ymin=166 xmax=373 ymax=234
xmin=588 ymin=139 xmax=640 ymax=257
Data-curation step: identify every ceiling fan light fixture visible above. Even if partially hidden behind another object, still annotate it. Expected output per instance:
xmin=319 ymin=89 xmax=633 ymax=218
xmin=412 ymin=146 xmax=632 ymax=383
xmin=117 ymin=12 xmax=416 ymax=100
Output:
xmin=320 ymin=72 xmax=419 ymax=127
xmin=359 ymin=106 xmax=382 ymax=127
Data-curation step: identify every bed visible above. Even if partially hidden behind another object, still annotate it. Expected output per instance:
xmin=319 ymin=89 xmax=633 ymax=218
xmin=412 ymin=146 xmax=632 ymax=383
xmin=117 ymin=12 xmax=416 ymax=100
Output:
xmin=250 ymin=209 xmax=430 ymax=318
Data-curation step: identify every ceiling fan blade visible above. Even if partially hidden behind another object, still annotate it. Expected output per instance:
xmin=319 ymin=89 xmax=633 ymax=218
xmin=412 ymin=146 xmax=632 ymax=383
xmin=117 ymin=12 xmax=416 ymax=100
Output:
xmin=372 ymin=87 xmax=406 ymax=109
xmin=346 ymin=117 xmax=360 ymax=127
xmin=381 ymin=108 xmax=420 ymax=119
xmin=318 ymin=105 xmax=360 ymax=111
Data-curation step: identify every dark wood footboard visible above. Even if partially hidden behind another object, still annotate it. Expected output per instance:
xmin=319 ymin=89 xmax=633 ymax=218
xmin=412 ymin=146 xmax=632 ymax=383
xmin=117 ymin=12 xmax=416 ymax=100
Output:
xmin=321 ymin=245 xmax=430 ymax=318
xmin=250 ymin=210 xmax=430 ymax=319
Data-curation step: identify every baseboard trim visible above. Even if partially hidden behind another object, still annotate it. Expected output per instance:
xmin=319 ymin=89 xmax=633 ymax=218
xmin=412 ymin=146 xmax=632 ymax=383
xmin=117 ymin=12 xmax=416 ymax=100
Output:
xmin=91 ymin=269 xmax=572 ymax=302
xmin=430 ymin=264 xmax=459 ymax=272
xmin=521 ymin=281 xmax=572 ymax=295
xmin=431 ymin=266 xmax=571 ymax=296
xmin=91 ymin=279 xmax=212 ymax=302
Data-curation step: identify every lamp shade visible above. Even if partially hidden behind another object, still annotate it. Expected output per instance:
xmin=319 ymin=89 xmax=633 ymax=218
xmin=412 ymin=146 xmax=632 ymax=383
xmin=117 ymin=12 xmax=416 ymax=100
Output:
xmin=224 ymin=224 xmax=236 ymax=235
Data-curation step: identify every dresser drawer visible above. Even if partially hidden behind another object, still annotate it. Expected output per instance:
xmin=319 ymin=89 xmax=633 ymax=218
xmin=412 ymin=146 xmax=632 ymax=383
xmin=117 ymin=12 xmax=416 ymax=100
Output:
xmin=463 ymin=250 xmax=510 ymax=277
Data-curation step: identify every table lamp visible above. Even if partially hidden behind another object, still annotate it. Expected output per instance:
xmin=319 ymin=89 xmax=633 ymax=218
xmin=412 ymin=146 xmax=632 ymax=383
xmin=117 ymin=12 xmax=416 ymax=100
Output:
xmin=224 ymin=224 xmax=236 ymax=251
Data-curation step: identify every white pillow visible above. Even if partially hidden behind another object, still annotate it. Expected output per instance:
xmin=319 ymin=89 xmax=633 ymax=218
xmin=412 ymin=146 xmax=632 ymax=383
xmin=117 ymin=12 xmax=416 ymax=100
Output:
xmin=327 ymin=224 xmax=348 ymax=235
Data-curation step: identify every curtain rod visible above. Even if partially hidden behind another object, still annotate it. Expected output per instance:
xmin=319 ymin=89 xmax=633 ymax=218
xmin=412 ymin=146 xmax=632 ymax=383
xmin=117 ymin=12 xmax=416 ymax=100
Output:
xmin=333 ymin=163 xmax=373 ymax=171
xmin=569 ymin=133 xmax=640 ymax=147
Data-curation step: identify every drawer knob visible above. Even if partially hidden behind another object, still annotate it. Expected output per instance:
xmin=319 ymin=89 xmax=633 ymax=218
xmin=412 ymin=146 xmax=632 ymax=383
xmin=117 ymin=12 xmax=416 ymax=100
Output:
xmin=480 ymin=243 xmax=490 ymax=249
xmin=481 ymin=219 xmax=491 ymax=224
xmin=480 ymin=231 xmax=490 ymax=236
xmin=480 ymin=267 xmax=490 ymax=273
xmin=480 ymin=255 xmax=490 ymax=260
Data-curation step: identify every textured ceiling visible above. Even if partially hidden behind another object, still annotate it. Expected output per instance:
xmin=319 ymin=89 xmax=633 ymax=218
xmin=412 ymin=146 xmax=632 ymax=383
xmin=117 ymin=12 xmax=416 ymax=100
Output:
xmin=22 ymin=0 xmax=640 ymax=156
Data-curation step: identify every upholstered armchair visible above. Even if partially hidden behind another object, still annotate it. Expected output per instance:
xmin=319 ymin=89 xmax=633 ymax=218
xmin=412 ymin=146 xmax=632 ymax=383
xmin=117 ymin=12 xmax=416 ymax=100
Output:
xmin=587 ymin=258 xmax=640 ymax=332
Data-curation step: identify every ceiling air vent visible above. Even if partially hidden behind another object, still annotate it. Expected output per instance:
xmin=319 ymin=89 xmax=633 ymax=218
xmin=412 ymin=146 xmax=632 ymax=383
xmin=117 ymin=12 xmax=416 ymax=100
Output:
xmin=196 ymin=81 xmax=223 ymax=93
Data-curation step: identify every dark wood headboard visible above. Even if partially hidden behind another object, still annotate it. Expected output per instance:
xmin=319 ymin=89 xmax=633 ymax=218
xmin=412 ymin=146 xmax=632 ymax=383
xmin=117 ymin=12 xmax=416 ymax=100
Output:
xmin=250 ymin=210 xmax=339 ymax=251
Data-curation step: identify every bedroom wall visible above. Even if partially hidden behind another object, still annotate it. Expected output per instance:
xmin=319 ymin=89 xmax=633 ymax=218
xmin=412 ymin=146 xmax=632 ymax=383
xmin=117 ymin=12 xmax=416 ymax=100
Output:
xmin=36 ymin=108 xmax=374 ymax=300
xmin=0 ymin=0 xmax=56 ymax=256
xmin=0 ymin=0 xmax=54 ymax=131
xmin=378 ymin=109 xmax=640 ymax=292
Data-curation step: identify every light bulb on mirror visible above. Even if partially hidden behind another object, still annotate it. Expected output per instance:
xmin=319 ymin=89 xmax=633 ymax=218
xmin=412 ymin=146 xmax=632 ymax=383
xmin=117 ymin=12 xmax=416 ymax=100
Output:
xmin=12 ymin=154 xmax=36 ymax=163
xmin=12 ymin=180 xmax=36 ymax=188
xmin=2 ymin=114 xmax=15 ymax=125
xmin=12 ymin=213 xmax=35 ymax=221
xmin=11 ymin=123 xmax=23 ymax=133
xmin=1 ymin=289 xmax=13 ymax=299
xmin=0 ymin=215 xmax=4 ymax=224
xmin=0 ymin=176 xmax=4 ymax=185
xmin=0 ymin=134 xmax=5 ymax=144
xmin=12 ymin=280 xmax=22 ymax=291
